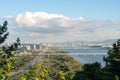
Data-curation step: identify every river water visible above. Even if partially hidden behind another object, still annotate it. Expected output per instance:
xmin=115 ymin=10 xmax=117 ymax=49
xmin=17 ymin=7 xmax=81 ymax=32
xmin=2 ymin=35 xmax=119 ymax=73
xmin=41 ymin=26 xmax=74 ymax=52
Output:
xmin=61 ymin=47 xmax=110 ymax=66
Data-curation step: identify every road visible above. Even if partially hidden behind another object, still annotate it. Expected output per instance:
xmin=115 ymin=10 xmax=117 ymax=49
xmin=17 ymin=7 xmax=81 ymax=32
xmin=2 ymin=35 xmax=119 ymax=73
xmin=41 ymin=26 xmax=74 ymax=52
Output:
xmin=9 ymin=47 xmax=47 ymax=78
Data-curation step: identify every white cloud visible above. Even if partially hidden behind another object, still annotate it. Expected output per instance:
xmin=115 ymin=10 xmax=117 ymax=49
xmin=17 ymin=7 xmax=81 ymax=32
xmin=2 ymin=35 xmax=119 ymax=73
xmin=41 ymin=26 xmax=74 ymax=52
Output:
xmin=2 ymin=11 xmax=120 ymax=43
xmin=15 ymin=11 xmax=84 ymax=28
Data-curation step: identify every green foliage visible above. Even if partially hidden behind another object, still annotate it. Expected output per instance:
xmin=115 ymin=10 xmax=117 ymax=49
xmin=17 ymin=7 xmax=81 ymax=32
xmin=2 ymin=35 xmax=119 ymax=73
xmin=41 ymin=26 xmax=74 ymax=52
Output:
xmin=57 ymin=71 xmax=65 ymax=80
xmin=0 ymin=21 xmax=20 ymax=79
xmin=20 ymin=77 xmax=26 ymax=80
xmin=73 ymin=62 xmax=102 ymax=80
xmin=34 ymin=77 xmax=39 ymax=80
xmin=115 ymin=75 xmax=119 ymax=80
xmin=64 ymin=70 xmax=74 ymax=80
xmin=7 ymin=61 xmax=12 ymax=72
xmin=10 ymin=54 xmax=82 ymax=80
xmin=104 ymin=39 xmax=120 ymax=75
xmin=83 ymin=62 xmax=101 ymax=80
xmin=10 ymin=56 xmax=34 ymax=71
xmin=40 ymin=69 xmax=48 ymax=79
xmin=0 ymin=21 xmax=9 ymax=44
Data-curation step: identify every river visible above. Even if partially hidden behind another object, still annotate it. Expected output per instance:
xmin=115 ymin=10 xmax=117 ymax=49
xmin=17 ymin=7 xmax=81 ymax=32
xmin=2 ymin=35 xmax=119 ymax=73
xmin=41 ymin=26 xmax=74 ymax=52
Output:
xmin=61 ymin=47 xmax=110 ymax=66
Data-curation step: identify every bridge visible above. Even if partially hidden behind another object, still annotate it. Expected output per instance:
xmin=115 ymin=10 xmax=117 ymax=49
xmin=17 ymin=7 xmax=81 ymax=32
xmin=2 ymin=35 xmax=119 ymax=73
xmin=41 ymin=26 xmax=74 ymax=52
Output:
xmin=70 ymin=53 xmax=107 ymax=56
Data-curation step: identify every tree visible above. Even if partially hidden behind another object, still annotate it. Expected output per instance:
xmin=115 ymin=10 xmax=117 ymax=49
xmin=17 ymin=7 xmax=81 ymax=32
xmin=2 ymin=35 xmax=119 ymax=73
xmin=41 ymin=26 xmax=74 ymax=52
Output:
xmin=0 ymin=21 xmax=9 ymax=44
xmin=104 ymin=39 xmax=120 ymax=76
xmin=0 ymin=21 xmax=20 ymax=80
xmin=73 ymin=40 xmax=120 ymax=80
xmin=73 ymin=62 xmax=102 ymax=80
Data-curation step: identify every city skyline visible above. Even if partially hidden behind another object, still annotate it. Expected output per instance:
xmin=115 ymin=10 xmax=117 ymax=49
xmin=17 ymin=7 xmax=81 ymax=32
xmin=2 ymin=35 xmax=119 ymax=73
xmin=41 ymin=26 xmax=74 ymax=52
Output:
xmin=0 ymin=0 xmax=120 ymax=43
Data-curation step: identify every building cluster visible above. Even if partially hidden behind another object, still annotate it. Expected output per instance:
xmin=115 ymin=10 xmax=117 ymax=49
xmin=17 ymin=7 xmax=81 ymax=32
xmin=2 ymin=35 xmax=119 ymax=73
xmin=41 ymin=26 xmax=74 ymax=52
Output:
xmin=2 ymin=43 xmax=45 ymax=51
xmin=48 ymin=41 xmax=113 ymax=48
xmin=20 ymin=44 xmax=43 ymax=50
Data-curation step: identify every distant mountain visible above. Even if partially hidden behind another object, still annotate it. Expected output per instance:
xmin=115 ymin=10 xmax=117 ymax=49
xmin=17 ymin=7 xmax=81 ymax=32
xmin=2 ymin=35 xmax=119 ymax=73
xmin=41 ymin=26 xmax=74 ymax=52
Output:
xmin=99 ymin=39 xmax=117 ymax=44
xmin=69 ymin=39 xmax=117 ymax=44
xmin=43 ymin=39 xmax=118 ymax=45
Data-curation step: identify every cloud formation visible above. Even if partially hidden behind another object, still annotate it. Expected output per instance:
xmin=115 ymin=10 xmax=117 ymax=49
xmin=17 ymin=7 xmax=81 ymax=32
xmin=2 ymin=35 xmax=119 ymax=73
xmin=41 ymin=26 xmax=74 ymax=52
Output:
xmin=3 ymin=11 xmax=120 ymax=43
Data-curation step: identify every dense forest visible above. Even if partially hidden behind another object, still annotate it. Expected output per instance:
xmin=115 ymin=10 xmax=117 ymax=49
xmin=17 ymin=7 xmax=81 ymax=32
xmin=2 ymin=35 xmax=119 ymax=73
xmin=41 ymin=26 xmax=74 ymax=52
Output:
xmin=9 ymin=54 xmax=82 ymax=80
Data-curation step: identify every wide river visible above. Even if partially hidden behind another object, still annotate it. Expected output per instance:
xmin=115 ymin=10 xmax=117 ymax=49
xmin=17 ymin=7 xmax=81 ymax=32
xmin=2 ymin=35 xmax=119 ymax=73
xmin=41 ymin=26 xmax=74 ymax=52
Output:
xmin=61 ymin=47 xmax=110 ymax=66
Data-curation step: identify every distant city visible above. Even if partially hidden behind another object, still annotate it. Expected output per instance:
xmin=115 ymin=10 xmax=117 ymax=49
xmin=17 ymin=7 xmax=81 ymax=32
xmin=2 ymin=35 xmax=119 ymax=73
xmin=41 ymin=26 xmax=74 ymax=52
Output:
xmin=47 ymin=40 xmax=113 ymax=49
xmin=2 ymin=39 xmax=117 ymax=50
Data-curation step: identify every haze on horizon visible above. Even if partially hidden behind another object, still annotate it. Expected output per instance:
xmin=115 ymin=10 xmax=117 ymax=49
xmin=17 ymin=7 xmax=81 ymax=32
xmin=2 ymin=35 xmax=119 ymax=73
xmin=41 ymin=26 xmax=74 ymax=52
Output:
xmin=0 ymin=0 xmax=120 ymax=43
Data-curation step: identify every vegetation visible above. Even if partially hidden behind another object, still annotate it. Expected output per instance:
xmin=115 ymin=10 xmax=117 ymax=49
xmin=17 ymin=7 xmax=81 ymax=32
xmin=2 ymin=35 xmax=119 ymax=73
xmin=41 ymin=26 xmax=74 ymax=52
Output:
xmin=0 ymin=21 xmax=9 ymax=44
xmin=0 ymin=21 xmax=20 ymax=80
xmin=10 ymin=56 xmax=34 ymax=72
xmin=103 ymin=39 xmax=120 ymax=76
xmin=9 ymin=54 xmax=83 ymax=80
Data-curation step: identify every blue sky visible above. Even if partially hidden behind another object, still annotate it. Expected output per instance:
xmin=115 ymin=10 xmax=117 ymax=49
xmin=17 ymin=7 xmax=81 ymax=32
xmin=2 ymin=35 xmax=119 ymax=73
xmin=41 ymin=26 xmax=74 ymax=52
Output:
xmin=0 ymin=0 xmax=120 ymax=20
xmin=0 ymin=0 xmax=120 ymax=43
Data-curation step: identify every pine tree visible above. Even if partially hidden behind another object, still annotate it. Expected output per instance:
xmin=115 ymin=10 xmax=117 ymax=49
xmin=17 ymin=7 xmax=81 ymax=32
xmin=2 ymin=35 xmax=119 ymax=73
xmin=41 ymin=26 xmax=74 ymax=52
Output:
xmin=0 ymin=21 xmax=20 ymax=80
xmin=104 ymin=39 xmax=120 ymax=76
xmin=0 ymin=21 xmax=9 ymax=44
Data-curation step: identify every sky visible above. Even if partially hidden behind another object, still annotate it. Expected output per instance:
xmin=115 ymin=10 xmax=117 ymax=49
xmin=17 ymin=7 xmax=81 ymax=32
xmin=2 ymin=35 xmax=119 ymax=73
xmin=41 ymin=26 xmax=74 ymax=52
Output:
xmin=0 ymin=0 xmax=120 ymax=43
